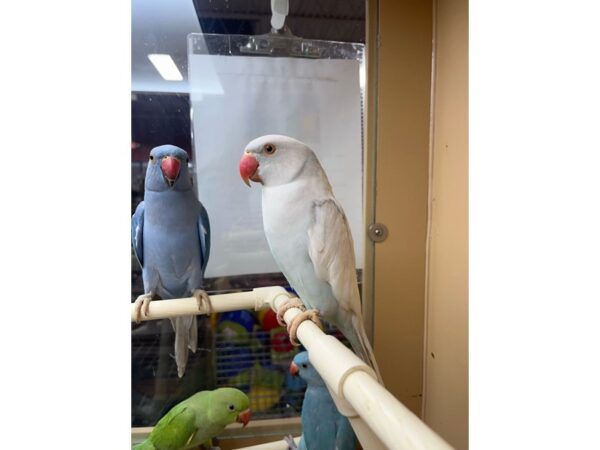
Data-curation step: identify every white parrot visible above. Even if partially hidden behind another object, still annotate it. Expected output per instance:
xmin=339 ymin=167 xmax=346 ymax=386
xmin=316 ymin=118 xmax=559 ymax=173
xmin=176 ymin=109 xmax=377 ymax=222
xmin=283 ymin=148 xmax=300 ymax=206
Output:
xmin=239 ymin=135 xmax=381 ymax=380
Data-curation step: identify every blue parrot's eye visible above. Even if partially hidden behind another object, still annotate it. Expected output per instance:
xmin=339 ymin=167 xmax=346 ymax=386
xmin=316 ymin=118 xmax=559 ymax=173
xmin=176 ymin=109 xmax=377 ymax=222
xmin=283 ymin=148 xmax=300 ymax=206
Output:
xmin=301 ymin=364 xmax=308 ymax=369
xmin=264 ymin=144 xmax=276 ymax=155
xmin=149 ymin=155 xmax=154 ymax=161
xmin=228 ymin=404 xmax=235 ymax=411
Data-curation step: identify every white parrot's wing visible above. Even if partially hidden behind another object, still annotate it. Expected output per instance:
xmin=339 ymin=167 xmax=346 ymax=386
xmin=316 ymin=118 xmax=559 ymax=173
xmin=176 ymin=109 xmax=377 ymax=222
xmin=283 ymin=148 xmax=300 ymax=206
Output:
xmin=307 ymin=197 xmax=383 ymax=382
xmin=307 ymin=198 xmax=362 ymax=316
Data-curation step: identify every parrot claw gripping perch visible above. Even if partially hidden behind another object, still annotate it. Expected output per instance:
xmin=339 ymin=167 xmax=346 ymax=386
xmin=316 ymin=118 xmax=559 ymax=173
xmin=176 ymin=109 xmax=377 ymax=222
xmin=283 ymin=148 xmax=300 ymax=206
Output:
xmin=132 ymin=292 xmax=154 ymax=323
xmin=284 ymin=435 xmax=298 ymax=450
xmin=193 ymin=289 xmax=212 ymax=314
xmin=276 ymin=297 xmax=306 ymax=327
xmin=287 ymin=309 xmax=323 ymax=346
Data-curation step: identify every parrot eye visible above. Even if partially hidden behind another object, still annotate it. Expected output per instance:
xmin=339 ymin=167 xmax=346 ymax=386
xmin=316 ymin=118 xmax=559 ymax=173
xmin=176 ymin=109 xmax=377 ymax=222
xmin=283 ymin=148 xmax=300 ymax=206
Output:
xmin=228 ymin=404 xmax=235 ymax=411
xmin=263 ymin=143 xmax=276 ymax=155
xmin=149 ymin=155 xmax=154 ymax=161
xmin=301 ymin=364 xmax=308 ymax=369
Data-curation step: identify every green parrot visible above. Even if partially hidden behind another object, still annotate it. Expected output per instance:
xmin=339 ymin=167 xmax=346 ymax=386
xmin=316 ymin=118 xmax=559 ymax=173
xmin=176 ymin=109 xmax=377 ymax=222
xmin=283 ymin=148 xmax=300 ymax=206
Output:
xmin=133 ymin=388 xmax=251 ymax=450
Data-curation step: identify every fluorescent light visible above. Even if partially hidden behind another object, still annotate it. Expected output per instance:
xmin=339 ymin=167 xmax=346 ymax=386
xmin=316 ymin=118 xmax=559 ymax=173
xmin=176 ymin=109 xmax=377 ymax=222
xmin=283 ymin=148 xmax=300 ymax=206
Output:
xmin=147 ymin=54 xmax=183 ymax=81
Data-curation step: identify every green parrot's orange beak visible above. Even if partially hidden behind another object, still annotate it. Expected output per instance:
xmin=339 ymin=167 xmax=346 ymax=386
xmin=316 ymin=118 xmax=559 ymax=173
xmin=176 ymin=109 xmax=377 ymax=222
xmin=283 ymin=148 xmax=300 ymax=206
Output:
xmin=236 ymin=408 xmax=251 ymax=427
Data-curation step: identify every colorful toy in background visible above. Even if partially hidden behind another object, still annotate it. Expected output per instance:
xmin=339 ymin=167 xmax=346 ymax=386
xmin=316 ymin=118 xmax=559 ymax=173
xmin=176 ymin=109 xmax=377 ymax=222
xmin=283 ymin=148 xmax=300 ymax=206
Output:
xmin=230 ymin=363 xmax=284 ymax=412
xmin=258 ymin=308 xmax=298 ymax=364
xmin=132 ymin=387 xmax=251 ymax=450
xmin=289 ymin=352 xmax=356 ymax=450
xmin=213 ymin=307 xmax=302 ymax=418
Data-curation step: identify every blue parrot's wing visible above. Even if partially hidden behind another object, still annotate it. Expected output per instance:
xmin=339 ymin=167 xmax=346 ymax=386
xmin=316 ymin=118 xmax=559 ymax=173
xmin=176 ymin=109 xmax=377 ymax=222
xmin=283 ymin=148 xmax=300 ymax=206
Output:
xmin=336 ymin=415 xmax=356 ymax=450
xmin=132 ymin=201 xmax=145 ymax=267
xmin=302 ymin=391 xmax=337 ymax=450
xmin=197 ymin=202 xmax=211 ymax=274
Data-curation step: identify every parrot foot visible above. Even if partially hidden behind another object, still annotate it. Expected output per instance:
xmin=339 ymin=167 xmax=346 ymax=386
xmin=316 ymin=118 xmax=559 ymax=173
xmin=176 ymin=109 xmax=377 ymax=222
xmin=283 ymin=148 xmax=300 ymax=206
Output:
xmin=132 ymin=293 xmax=154 ymax=323
xmin=276 ymin=297 xmax=306 ymax=327
xmin=193 ymin=289 xmax=212 ymax=314
xmin=284 ymin=435 xmax=298 ymax=450
xmin=287 ymin=309 xmax=322 ymax=346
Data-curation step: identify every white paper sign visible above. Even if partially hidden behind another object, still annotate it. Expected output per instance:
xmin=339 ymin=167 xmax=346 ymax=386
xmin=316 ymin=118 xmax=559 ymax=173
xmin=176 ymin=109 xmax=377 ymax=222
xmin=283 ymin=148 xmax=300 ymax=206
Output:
xmin=189 ymin=54 xmax=363 ymax=277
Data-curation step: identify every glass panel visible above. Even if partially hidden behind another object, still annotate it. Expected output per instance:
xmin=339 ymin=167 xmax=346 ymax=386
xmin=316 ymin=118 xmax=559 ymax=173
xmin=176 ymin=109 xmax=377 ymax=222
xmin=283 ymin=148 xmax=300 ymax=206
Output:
xmin=131 ymin=0 xmax=367 ymax=441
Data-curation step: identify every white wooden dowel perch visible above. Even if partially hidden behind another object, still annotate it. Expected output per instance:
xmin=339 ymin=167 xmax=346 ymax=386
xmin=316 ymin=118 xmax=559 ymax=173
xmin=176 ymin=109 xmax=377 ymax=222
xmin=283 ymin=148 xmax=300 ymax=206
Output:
xmin=130 ymin=287 xmax=283 ymax=322
xmin=130 ymin=286 xmax=454 ymax=449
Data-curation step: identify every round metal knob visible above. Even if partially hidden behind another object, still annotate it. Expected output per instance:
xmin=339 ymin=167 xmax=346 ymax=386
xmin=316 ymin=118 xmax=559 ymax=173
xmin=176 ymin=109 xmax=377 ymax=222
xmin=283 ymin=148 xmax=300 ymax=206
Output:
xmin=368 ymin=223 xmax=389 ymax=243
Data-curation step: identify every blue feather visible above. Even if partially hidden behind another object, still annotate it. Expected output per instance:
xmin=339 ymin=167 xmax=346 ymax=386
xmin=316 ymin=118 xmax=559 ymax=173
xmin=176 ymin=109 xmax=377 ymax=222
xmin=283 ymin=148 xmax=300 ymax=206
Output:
xmin=132 ymin=145 xmax=210 ymax=378
xmin=293 ymin=351 xmax=356 ymax=450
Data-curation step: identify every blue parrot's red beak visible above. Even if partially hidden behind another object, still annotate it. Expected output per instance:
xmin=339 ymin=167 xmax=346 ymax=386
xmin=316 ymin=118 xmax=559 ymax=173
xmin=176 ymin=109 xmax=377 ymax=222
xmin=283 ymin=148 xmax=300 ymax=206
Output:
xmin=161 ymin=156 xmax=181 ymax=186
xmin=289 ymin=361 xmax=299 ymax=376
xmin=236 ymin=409 xmax=252 ymax=427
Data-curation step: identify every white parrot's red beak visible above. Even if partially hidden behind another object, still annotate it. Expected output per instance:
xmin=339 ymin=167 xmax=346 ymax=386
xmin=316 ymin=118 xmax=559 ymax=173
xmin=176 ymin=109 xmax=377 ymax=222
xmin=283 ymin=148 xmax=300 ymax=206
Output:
xmin=239 ymin=153 xmax=261 ymax=186
xmin=236 ymin=408 xmax=252 ymax=427
xmin=161 ymin=156 xmax=181 ymax=186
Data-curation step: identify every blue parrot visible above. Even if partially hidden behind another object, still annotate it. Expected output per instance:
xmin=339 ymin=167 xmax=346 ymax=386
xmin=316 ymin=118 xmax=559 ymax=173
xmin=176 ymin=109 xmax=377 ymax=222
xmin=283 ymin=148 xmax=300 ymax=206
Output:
xmin=290 ymin=351 xmax=356 ymax=450
xmin=132 ymin=145 xmax=211 ymax=378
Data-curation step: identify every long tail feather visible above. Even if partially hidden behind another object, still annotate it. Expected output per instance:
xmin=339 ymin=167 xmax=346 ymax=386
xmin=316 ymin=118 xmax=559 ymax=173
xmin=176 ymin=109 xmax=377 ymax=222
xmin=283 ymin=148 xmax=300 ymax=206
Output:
xmin=170 ymin=316 xmax=197 ymax=378
xmin=344 ymin=316 xmax=383 ymax=384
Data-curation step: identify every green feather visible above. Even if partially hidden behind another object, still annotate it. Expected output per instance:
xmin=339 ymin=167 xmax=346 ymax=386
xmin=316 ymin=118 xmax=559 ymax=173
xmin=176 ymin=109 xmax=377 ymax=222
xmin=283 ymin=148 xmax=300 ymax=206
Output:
xmin=132 ymin=388 xmax=250 ymax=450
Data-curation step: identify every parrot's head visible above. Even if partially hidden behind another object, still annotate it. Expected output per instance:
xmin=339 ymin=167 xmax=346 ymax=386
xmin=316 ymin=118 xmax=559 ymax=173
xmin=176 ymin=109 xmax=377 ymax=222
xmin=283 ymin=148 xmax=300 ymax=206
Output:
xmin=239 ymin=135 xmax=316 ymax=188
xmin=290 ymin=351 xmax=325 ymax=386
xmin=145 ymin=145 xmax=193 ymax=192
xmin=208 ymin=387 xmax=252 ymax=428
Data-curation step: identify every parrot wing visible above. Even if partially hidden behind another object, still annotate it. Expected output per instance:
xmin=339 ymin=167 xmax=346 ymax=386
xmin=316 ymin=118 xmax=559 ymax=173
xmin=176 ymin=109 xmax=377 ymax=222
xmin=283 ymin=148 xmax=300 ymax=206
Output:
xmin=335 ymin=415 xmax=356 ymax=449
xmin=307 ymin=198 xmax=361 ymax=317
xmin=132 ymin=201 xmax=145 ymax=267
xmin=149 ymin=404 xmax=197 ymax=450
xmin=197 ymin=203 xmax=211 ymax=274
xmin=307 ymin=198 xmax=382 ymax=380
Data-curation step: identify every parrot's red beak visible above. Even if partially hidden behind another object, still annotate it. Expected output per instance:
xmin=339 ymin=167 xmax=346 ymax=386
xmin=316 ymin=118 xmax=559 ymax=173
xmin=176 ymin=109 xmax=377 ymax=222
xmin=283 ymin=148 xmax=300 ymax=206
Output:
xmin=289 ymin=361 xmax=299 ymax=377
xmin=161 ymin=156 xmax=181 ymax=186
xmin=239 ymin=152 xmax=261 ymax=187
xmin=236 ymin=408 xmax=252 ymax=427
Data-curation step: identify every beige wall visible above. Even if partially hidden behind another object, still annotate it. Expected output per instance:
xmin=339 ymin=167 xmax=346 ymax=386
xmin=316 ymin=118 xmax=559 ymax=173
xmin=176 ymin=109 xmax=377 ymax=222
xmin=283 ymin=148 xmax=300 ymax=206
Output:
xmin=422 ymin=0 xmax=469 ymax=448
xmin=371 ymin=0 xmax=433 ymax=415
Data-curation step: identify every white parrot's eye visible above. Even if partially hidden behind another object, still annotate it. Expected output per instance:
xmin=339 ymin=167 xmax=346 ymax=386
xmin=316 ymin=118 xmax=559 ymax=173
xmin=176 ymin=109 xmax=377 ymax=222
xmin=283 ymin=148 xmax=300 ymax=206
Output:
xmin=228 ymin=404 xmax=235 ymax=411
xmin=263 ymin=143 xmax=276 ymax=155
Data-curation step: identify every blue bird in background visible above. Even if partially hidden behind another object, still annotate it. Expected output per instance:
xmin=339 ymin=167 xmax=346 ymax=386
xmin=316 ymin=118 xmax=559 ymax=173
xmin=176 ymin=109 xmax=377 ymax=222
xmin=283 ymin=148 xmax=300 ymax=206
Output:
xmin=290 ymin=351 xmax=356 ymax=450
xmin=132 ymin=145 xmax=211 ymax=378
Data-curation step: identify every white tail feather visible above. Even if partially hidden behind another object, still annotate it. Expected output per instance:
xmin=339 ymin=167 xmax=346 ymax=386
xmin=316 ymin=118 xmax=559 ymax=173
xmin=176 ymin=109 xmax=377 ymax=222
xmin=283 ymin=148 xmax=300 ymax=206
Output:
xmin=350 ymin=315 xmax=383 ymax=384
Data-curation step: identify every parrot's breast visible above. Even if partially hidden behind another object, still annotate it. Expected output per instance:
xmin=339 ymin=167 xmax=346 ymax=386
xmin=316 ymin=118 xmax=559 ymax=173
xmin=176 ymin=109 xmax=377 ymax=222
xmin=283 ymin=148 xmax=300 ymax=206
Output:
xmin=141 ymin=190 xmax=204 ymax=298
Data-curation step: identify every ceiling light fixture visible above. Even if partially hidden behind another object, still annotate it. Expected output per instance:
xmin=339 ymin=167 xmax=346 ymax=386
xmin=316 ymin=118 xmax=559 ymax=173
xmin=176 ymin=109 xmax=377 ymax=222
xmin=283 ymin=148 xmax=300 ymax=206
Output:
xmin=148 ymin=54 xmax=183 ymax=81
